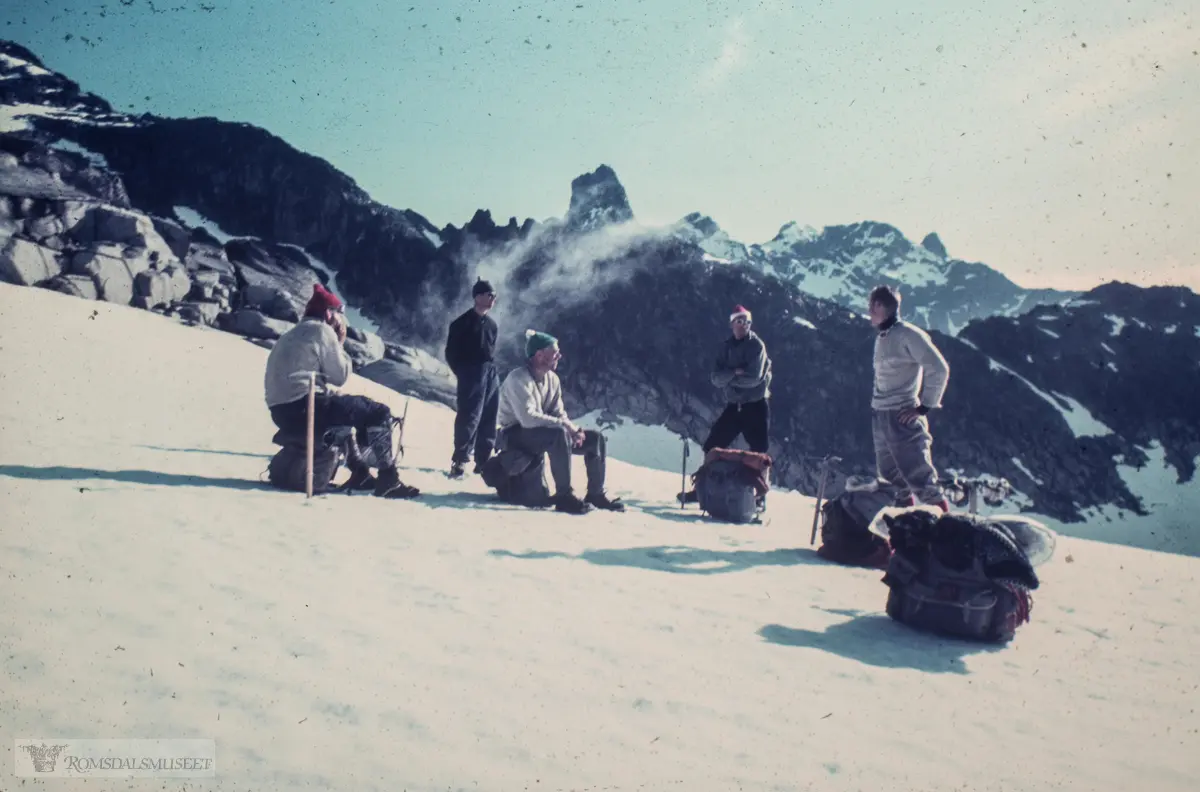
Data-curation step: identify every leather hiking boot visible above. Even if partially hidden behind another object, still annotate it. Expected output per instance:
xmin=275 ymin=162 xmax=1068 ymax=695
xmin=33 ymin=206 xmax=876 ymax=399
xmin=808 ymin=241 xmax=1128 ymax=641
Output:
xmin=379 ymin=481 xmax=421 ymax=499
xmin=339 ymin=466 xmax=377 ymax=493
xmin=554 ymin=492 xmax=593 ymax=515
xmin=585 ymin=492 xmax=625 ymax=512
xmin=337 ymin=428 xmax=377 ymax=492
xmin=374 ymin=467 xmax=420 ymax=499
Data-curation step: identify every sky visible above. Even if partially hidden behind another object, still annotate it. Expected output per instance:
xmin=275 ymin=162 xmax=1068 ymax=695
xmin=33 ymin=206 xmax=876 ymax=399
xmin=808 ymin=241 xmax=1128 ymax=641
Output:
xmin=5 ymin=0 xmax=1198 ymax=292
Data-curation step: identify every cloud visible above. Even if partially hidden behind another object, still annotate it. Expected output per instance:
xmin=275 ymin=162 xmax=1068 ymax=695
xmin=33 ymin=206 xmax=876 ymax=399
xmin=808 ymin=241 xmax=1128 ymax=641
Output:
xmin=443 ymin=220 xmax=669 ymax=356
xmin=700 ymin=17 xmax=749 ymax=88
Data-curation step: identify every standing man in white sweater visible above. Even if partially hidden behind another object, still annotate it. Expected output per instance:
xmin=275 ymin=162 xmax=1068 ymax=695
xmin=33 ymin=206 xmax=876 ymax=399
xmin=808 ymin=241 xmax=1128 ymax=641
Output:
xmin=495 ymin=330 xmax=625 ymax=515
xmin=867 ymin=285 xmax=951 ymax=511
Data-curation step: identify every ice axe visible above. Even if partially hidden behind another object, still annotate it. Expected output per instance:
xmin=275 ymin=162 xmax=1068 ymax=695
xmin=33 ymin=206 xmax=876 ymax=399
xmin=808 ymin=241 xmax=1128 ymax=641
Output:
xmin=395 ymin=397 xmax=410 ymax=460
xmin=809 ymin=454 xmax=841 ymax=545
xmin=305 ymin=372 xmax=316 ymax=498
xmin=680 ymin=434 xmax=691 ymax=509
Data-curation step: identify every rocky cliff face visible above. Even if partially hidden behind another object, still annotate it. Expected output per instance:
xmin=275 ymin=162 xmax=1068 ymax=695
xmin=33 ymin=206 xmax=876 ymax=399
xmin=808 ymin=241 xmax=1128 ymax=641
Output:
xmin=959 ymin=284 xmax=1200 ymax=489
xmin=0 ymin=57 xmax=455 ymax=408
xmin=4 ymin=38 xmax=1196 ymax=532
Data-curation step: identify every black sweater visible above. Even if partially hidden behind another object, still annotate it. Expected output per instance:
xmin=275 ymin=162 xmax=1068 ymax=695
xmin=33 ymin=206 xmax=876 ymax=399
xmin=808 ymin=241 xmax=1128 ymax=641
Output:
xmin=445 ymin=308 xmax=498 ymax=373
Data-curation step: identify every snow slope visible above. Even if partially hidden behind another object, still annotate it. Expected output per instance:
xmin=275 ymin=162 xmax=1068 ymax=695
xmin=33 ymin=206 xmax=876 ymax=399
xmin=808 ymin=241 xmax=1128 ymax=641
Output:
xmin=1 ymin=283 xmax=1198 ymax=791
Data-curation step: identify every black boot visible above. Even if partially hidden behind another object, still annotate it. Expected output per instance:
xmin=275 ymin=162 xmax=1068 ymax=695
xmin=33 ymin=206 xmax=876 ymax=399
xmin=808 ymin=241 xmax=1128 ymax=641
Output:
xmin=339 ymin=428 xmax=377 ymax=492
xmin=374 ymin=466 xmax=421 ymax=499
xmin=554 ymin=491 xmax=593 ymax=515
xmin=585 ymin=491 xmax=625 ymax=512
xmin=370 ymin=427 xmax=420 ymax=499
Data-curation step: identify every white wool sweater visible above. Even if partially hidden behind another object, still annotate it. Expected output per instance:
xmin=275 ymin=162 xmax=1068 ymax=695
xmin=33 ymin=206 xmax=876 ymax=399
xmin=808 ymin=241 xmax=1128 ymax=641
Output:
xmin=871 ymin=320 xmax=950 ymax=411
xmin=263 ymin=318 xmax=352 ymax=407
xmin=497 ymin=365 xmax=571 ymax=431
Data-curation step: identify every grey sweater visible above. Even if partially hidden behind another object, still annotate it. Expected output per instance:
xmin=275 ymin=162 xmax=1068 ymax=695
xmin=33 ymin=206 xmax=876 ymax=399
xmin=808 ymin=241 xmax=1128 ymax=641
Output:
xmin=711 ymin=331 xmax=772 ymax=404
xmin=263 ymin=318 xmax=352 ymax=407
xmin=871 ymin=320 xmax=950 ymax=411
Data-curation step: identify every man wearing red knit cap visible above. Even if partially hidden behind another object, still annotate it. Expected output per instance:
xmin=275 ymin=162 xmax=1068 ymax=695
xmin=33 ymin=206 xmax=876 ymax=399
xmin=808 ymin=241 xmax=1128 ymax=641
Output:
xmin=679 ymin=303 xmax=774 ymax=503
xmin=263 ymin=283 xmax=419 ymax=499
xmin=701 ymin=304 xmax=773 ymax=452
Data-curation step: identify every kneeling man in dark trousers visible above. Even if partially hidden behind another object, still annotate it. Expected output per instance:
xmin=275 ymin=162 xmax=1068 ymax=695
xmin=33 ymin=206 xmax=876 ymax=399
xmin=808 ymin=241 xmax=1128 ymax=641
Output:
xmin=495 ymin=330 xmax=625 ymax=515
xmin=264 ymin=283 xmax=420 ymax=499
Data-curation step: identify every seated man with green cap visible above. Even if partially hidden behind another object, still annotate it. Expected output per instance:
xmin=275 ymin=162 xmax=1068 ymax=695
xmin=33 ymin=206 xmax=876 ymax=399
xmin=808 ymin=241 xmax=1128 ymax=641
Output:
xmin=494 ymin=329 xmax=625 ymax=514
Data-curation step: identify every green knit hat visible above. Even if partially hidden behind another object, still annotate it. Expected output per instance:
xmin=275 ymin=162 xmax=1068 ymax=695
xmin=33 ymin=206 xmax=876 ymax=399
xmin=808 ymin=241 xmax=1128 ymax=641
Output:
xmin=525 ymin=329 xmax=558 ymax=358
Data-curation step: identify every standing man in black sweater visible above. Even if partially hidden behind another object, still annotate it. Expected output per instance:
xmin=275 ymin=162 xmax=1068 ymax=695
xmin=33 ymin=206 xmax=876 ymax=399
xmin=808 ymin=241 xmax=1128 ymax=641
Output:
xmin=445 ymin=278 xmax=501 ymax=478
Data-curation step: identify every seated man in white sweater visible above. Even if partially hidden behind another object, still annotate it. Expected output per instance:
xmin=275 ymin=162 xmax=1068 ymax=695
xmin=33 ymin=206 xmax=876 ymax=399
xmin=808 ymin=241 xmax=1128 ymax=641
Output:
xmin=495 ymin=330 xmax=625 ymax=514
xmin=263 ymin=283 xmax=419 ymax=499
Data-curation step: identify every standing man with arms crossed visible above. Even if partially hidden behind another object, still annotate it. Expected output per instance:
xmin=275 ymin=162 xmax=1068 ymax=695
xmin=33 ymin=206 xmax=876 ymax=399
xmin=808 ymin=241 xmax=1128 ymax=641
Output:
xmin=867 ymin=285 xmax=951 ymax=511
xmin=679 ymin=304 xmax=772 ymax=505
xmin=445 ymin=278 xmax=501 ymax=479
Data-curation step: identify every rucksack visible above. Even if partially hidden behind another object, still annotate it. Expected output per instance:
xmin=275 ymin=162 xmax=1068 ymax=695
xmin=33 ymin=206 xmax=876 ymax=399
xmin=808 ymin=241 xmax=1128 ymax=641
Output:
xmin=879 ymin=509 xmax=1040 ymax=644
xmin=693 ymin=449 xmax=771 ymax=524
xmin=480 ymin=449 xmax=552 ymax=508
xmin=266 ymin=429 xmax=344 ymax=494
xmin=817 ymin=489 xmax=893 ymax=566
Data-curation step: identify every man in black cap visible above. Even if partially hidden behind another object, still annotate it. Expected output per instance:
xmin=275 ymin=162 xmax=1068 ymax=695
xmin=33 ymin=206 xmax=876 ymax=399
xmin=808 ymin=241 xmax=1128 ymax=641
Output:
xmin=445 ymin=277 xmax=500 ymax=478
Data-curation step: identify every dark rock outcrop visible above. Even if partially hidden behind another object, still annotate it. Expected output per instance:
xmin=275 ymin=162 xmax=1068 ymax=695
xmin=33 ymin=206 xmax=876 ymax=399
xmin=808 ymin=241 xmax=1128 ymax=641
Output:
xmin=565 ymin=164 xmax=634 ymax=231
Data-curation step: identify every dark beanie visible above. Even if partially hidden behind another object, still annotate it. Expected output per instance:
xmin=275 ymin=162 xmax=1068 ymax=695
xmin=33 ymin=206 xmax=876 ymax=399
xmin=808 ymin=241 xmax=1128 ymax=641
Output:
xmin=472 ymin=277 xmax=495 ymax=297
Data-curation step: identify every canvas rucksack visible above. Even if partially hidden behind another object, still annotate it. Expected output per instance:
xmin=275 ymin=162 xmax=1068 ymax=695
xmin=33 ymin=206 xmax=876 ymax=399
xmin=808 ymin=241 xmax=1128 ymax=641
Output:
xmin=692 ymin=449 xmax=771 ymax=524
xmin=818 ymin=491 xmax=893 ymax=566
xmin=878 ymin=509 xmax=1041 ymax=644
xmin=266 ymin=429 xmax=344 ymax=494
xmin=480 ymin=449 xmax=553 ymax=508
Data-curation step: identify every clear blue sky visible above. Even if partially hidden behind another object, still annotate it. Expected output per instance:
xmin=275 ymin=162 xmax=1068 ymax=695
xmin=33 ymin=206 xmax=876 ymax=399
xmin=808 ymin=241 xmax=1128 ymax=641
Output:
xmin=7 ymin=0 xmax=1197 ymax=291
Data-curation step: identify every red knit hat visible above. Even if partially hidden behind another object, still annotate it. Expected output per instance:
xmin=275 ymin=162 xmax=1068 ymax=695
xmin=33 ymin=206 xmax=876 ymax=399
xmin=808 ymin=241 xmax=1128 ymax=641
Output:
xmin=730 ymin=304 xmax=752 ymax=323
xmin=304 ymin=283 xmax=343 ymax=318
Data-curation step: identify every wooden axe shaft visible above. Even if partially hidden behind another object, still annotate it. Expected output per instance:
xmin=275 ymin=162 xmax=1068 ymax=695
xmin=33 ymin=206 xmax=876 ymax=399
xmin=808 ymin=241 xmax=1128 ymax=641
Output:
xmin=809 ymin=464 xmax=830 ymax=545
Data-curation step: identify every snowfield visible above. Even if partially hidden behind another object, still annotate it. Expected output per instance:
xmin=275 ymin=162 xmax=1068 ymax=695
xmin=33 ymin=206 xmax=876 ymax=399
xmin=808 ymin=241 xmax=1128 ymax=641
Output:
xmin=1 ymin=283 xmax=1197 ymax=791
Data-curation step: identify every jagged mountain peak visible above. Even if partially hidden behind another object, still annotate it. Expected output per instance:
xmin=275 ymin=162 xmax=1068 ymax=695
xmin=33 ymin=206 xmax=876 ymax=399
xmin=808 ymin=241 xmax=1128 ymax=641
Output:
xmin=762 ymin=220 xmax=821 ymax=250
xmin=681 ymin=212 xmax=721 ymax=237
xmin=671 ymin=212 xmax=749 ymax=264
xmin=921 ymin=232 xmax=948 ymax=259
xmin=566 ymin=164 xmax=633 ymax=231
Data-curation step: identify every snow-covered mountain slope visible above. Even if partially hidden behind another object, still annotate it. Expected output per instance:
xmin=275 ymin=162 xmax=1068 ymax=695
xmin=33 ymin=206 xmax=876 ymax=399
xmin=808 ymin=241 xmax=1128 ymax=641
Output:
xmin=2 ymin=283 xmax=1198 ymax=791
xmin=674 ymin=211 xmax=1078 ymax=334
